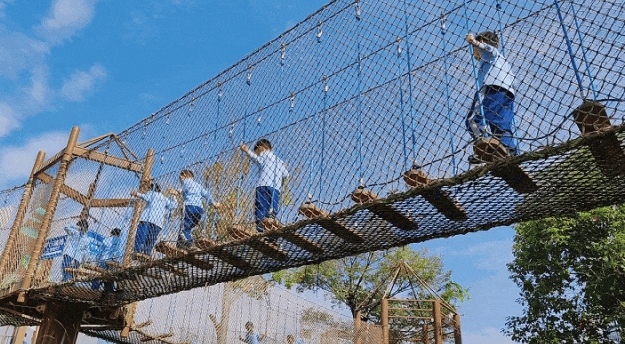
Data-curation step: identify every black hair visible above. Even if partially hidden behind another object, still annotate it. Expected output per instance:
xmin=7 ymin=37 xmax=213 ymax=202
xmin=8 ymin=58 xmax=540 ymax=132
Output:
xmin=77 ymin=219 xmax=89 ymax=230
xmin=476 ymin=31 xmax=499 ymax=48
xmin=111 ymin=228 xmax=121 ymax=236
xmin=253 ymin=139 xmax=272 ymax=151
xmin=180 ymin=170 xmax=194 ymax=178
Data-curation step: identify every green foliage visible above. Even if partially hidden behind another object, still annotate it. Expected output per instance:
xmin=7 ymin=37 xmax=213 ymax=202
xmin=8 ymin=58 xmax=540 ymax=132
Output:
xmin=271 ymin=246 xmax=468 ymax=321
xmin=506 ymin=205 xmax=625 ymax=343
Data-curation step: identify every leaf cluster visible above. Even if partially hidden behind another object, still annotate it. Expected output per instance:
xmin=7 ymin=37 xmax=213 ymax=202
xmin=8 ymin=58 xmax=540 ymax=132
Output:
xmin=506 ymin=205 xmax=625 ymax=343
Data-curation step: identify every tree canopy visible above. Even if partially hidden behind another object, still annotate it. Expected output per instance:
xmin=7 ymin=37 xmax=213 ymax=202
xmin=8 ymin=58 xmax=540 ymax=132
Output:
xmin=271 ymin=246 xmax=467 ymax=321
xmin=506 ymin=204 xmax=625 ymax=343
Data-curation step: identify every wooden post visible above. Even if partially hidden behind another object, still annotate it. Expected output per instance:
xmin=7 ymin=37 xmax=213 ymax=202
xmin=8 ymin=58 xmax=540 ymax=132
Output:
xmin=453 ymin=313 xmax=462 ymax=344
xmin=354 ymin=310 xmax=362 ymax=344
xmin=120 ymin=302 xmax=138 ymax=338
xmin=35 ymin=302 xmax=86 ymax=344
xmin=11 ymin=327 xmax=27 ymax=344
xmin=0 ymin=151 xmax=46 ymax=278
xmin=381 ymin=298 xmax=389 ymax=344
xmin=18 ymin=127 xmax=80 ymax=303
xmin=122 ymin=148 xmax=154 ymax=267
xmin=433 ymin=300 xmax=443 ymax=344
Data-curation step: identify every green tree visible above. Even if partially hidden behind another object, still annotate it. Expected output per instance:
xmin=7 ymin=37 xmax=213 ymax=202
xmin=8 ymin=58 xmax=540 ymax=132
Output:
xmin=506 ymin=205 xmax=625 ymax=343
xmin=271 ymin=246 xmax=467 ymax=322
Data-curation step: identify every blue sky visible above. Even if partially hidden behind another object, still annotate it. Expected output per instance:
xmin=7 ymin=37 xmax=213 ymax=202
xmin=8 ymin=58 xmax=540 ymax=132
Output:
xmin=0 ymin=1 xmax=520 ymax=343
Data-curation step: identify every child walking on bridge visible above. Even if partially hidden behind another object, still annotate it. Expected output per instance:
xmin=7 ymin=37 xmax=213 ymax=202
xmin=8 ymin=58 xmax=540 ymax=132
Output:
xmin=240 ymin=139 xmax=289 ymax=232
xmin=174 ymin=170 xmax=220 ymax=249
xmin=131 ymin=181 xmax=178 ymax=255
xmin=465 ymin=31 xmax=518 ymax=163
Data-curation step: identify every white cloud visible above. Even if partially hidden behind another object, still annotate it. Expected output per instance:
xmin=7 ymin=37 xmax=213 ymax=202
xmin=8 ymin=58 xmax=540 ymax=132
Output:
xmin=0 ymin=0 xmax=15 ymax=18
xmin=0 ymin=131 xmax=68 ymax=187
xmin=36 ymin=0 xmax=97 ymax=44
xmin=0 ymin=28 xmax=49 ymax=78
xmin=0 ymin=102 xmax=22 ymax=137
xmin=463 ymin=327 xmax=515 ymax=344
xmin=60 ymin=64 xmax=106 ymax=102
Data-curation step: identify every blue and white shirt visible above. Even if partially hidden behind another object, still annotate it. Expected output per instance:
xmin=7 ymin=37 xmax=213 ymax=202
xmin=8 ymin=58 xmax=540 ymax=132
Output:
xmin=476 ymin=42 xmax=515 ymax=95
xmin=244 ymin=332 xmax=262 ymax=344
xmin=181 ymin=178 xmax=214 ymax=207
xmin=137 ymin=190 xmax=178 ymax=228
xmin=99 ymin=235 xmax=123 ymax=262
xmin=63 ymin=224 xmax=89 ymax=262
xmin=244 ymin=150 xmax=289 ymax=189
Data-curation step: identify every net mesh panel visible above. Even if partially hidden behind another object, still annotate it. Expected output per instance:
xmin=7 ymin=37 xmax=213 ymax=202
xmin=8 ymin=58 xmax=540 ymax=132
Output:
xmin=84 ymin=278 xmax=362 ymax=344
xmin=0 ymin=0 xmax=624 ymax=340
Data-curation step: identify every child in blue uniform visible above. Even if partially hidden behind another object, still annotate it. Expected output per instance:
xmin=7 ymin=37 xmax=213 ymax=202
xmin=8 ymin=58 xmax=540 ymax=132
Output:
xmin=240 ymin=139 xmax=289 ymax=232
xmin=61 ymin=219 xmax=89 ymax=281
xmin=92 ymin=227 xmax=122 ymax=291
xmin=240 ymin=321 xmax=265 ymax=344
xmin=465 ymin=31 xmax=518 ymax=162
xmin=175 ymin=170 xmax=220 ymax=249
xmin=131 ymin=181 xmax=178 ymax=255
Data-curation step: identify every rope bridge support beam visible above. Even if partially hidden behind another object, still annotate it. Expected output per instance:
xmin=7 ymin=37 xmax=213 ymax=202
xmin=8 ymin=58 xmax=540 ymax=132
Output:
xmin=18 ymin=126 xmax=81 ymax=304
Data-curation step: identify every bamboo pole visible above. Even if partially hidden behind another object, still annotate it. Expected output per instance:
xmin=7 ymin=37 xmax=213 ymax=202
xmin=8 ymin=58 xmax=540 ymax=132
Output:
xmin=11 ymin=326 xmax=27 ymax=344
xmin=18 ymin=127 xmax=80 ymax=303
xmin=381 ymin=298 xmax=389 ymax=344
xmin=453 ymin=313 xmax=462 ymax=344
xmin=423 ymin=323 xmax=430 ymax=344
xmin=354 ymin=310 xmax=362 ymax=344
xmin=120 ymin=149 xmax=153 ymax=339
xmin=0 ymin=151 xmax=46 ymax=278
xmin=433 ymin=300 xmax=443 ymax=344
xmin=122 ymin=148 xmax=154 ymax=267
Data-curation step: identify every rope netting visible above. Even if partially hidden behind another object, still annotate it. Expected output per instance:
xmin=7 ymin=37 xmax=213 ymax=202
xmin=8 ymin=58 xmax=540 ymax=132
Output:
xmin=84 ymin=277 xmax=376 ymax=344
xmin=0 ymin=0 xmax=624 ymax=339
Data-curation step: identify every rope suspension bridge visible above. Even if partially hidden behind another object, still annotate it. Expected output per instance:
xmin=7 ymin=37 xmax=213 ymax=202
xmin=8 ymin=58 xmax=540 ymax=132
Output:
xmin=0 ymin=0 xmax=624 ymax=342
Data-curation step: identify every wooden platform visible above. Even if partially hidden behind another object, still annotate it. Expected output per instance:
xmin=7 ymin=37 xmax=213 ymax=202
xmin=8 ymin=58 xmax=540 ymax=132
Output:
xmin=573 ymin=101 xmax=625 ymax=177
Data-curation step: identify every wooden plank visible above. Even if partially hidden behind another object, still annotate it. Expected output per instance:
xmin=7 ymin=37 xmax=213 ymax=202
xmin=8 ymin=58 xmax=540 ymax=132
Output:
xmin=491 ymin=165 xmax=538 ymax=194
xmin=367 ymin=203 xmax=418 ymax=230
xmin=420 ymin=189 xmax=467 ymax=221
xmin=73 ymin=146 xmax=143 ymax=172
xmin=91 ymin=198 xmax=133 ymax=208
xmin=588 ymin=133 xmax=625 ymax=177
xmin=180 ymin=256 xmax=214 ymax=271
xmin=64 ymin=267 xmax=99 ymax=278
xmin=83 ymin=264 xmax=108 ymax=274
xmin=247 ymin=238 xmax=289 ymax=261
xmin=207 ymin=246 xmax=251 ymax=270
xmin=279 ymin=231 xmax=324 ymax=254
xmin=572 ymin=100 xmax=625 ymax=177
xmin=316 ymin=219 xmax=363 ymax=243
xmin=155 ymin=241 xmax=214 ymax=271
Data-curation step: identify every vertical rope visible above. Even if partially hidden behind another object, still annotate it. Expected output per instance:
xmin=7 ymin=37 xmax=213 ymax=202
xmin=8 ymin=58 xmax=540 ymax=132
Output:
xmin=396 ymin=37 xmax=409 ymax=170
xmin=319 ymin=76 xmax=328 ymax=201
xmin=355 ymin=0 xmax=365 ymax=186
xmin=495 ymin=0 xmax=519 ymax=152
xmin=401 ymin=0 xmax=419 ymax=168
xmin=462 ymin=0 xmax=488 ymax=136
xmin=554 ymin=0 xmax=587 ymax=99
xmin=570 ymin=0 xmax=598 ymax=100
xmin=440 ymin=15 xmax=458 ymax=175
